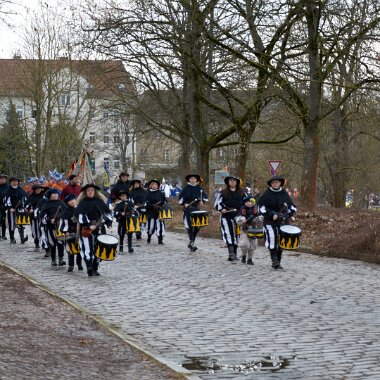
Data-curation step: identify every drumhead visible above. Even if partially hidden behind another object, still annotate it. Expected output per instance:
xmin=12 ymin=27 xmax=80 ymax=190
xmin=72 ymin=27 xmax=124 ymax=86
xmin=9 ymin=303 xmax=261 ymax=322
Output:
xmin=280 ymin=225 xmax=301 ymax=234
xmin=139 ymin=208 xmax=146 ymax=212
xmin=97 ymin=234 xmax=119 ymax=244
xmin=191 ymin=211 xmax=208 ymax=215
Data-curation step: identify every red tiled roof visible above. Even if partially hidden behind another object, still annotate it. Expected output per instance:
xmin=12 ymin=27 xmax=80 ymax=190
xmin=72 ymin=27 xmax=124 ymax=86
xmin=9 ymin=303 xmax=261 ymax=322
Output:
xmin=0 ymin=58 xmax=134 ymax=98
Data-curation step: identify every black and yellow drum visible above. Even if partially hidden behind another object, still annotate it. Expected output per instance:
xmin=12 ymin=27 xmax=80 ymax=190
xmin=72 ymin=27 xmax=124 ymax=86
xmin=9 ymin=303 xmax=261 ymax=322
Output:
xmin=190 ymin=211 xmax=209 ymax=227
xmin=158 ymin=205 xmax=174 ymax=220
xmin=16 ymin=210 xmax=30 ymax=225
xmin=55 ymin=228 xmax=66 ymax=241
xmin=138 ymin=208 xmax=147 ymax=224
xmin=247 ymin=227 xmax=264 ymax=239
xmin=126 ymin=215 xmax=141 ymax=233
xmin=279 ymin=225 xmax=301 ymax=250
xmin=66 ymin=234 xmax=80 ymax=255
xmin=94 ymin=234 xmax=118 ymax=261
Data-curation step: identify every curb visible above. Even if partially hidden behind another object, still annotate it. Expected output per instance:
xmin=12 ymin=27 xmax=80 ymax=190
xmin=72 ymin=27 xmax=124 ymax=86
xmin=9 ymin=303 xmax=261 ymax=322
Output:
xmin=0 ymin=260 xmax=202 ymax=380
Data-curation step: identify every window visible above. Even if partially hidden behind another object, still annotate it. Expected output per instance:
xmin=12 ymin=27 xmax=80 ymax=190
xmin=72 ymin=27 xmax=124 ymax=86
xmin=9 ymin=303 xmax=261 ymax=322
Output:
xmin=163 ymin=148 xmax=170 ymax=162
xmin=16 ymin=106 xmax=24 ymax=118
xmin=89 ymin=132 xmax=95 ymax=144
xmin=31 ymin=109 xmax=37 ymax=118
xmin=60 ymin=93 xmax=70 ymax=106
xmin=114 ymin=160 xmax=120 ymax=169
xmin=104 ymin=134 xmax=109 ymax=144
xmin=103 ymin=110 xmax=109 ymax=118
xmin=114 ymin=134 xmax=120 ymax=144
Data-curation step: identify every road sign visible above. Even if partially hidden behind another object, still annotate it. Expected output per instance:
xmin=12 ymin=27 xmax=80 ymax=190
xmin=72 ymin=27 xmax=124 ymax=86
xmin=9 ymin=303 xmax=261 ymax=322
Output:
xmin=268 ymin=160 xmax=282 ymax=176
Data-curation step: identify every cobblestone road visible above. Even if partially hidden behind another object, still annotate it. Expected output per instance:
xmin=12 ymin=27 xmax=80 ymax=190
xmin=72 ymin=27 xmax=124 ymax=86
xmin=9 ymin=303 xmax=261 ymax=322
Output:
xmin=0 ymin=229 xmax=379 ymax=379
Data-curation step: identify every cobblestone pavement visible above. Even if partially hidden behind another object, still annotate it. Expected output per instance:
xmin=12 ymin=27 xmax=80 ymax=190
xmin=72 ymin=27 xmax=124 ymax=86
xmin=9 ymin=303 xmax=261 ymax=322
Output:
xmin=0 ymin=229 xmax=379 ymax=380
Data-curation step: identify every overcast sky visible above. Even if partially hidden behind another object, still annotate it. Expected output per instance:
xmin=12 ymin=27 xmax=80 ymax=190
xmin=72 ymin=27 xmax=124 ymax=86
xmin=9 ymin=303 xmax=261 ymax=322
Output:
xmin=0 ymin=0 xmax=70 ymax=58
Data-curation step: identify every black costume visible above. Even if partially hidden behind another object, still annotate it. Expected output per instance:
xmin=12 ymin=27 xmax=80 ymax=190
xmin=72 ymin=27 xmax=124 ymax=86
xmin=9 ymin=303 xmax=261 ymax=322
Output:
xmin=110 ymin=180 xmax=131 ymax=202
xmin=25 ymin=188 xmax=45 ymax=248
xmin=145 ymin=187 xmax=167 ymax=244
xmin=114 ymin=198 xmax=136 ymax=253
xmin=257 ymin=176 xmax=297 ymax=269
xmin=75 ymin=193 xmax=113 ymax=276
xmin=59 ymin=204 xmax=83 ymax=271
xmin=0 ymin=179 xmax=9 ymax=239
xmin=130 ymin=183 xmax=146 ymax=239
xmin=40 ymin=198 xmax=67 ymax=266
xmin=4 ymin=184 xmax=28 ymax=244
xmin=178 ymin=182 xmax=208 ymax=251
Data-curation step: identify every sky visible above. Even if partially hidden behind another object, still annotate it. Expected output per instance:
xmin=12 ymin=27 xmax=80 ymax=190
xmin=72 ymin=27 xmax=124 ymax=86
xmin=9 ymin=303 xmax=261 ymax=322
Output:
xmin=0 ymin=0 xmax=71 ymax=58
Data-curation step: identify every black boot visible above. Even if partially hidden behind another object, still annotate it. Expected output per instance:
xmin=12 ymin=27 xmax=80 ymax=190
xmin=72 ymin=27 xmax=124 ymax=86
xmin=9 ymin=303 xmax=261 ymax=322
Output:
xmin=187 ymin=241 xmax=198 ymax=252
xmin=34 ymin=239 xmax=40 ymax=249
xmin=270 ymin=249 xmax=280 ymax=269
xmin=276 ymin=250 xmax=283 ymax=269
xmin=119 ymin=244 xmax=124 ymax=253
xmin=247 ymin=258 xmax=254 ymax=265
xmin=76 ymin=255 xmax=83 ymax=270
xmin=147 ymin=235 xmax=151 ymax=244
xmin=136 ymin=232 xmax=142 ymax=240
xmin=227 ymin=245 xmax=235 ymax=261
xmin=241 ymin=256 xmax=246 ymax=264
xmin=19 ymin=228 xmax=28 ymax=244
xmin=51 ymin=247 xmax=57 ymax=266
xmin=158 ymin=237 xmax=163 ymax=245
xmin=93 ymin=259 xmax=100 ymax=276
xmin=128 ymin=234 xmax=134 ymax=253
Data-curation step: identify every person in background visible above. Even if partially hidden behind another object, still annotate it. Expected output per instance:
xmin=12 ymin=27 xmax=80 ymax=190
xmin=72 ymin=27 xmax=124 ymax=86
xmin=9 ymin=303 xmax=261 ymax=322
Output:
xmin=60 ymin=174 xmax=81 ymax=200
xmin=214 ymin=176 xmax=247 ymax=262
xmin=129 ymin=179 xmax=146 ymax=240
xmin=0 ymin=174 xmax=9 ymax=240
xmin=160 ymin=179 xmax=171 ymax=198
xmin=257 ymin=176 xmax=297 ymax=270
xmin=4 ymin=176 xmax=28 ymax=244
xmin=178 ymin=174 xmax=208 ymax=252
xmin=110 ymin=172 xmax=131 ymax=204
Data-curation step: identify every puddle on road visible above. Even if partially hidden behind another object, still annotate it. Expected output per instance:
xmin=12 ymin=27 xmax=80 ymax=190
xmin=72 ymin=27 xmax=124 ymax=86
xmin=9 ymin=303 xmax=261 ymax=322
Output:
xmin=182 ymin=355 xmax=292 ymax=374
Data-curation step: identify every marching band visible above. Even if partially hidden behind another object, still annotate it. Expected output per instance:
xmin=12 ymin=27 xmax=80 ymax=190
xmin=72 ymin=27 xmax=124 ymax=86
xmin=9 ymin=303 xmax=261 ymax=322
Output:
xmin=0 ymin=171 xmax=300 ymax=276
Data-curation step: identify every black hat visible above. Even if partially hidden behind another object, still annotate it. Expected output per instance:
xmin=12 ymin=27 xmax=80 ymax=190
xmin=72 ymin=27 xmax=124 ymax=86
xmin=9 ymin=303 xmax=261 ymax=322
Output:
xmin=9 ymin=176 xmax=20 ymax=182
xmin=64 ymin=194 xmax=76 ymax=203
xmin=224 ymin=175 xmax=241 ymax=185
xmin=267 ymin=176 xmax=285 ymax=187
xmin=80 ymin=183 xmax=100 ymax=192
xmin=46 ymin=188 xmax=61 ymax=198
xmin=130 ymin=179 xmax=142 ymax=186
xmin=243 ymin=195 xmax=256 ymax=205
xmin=119 ymin=171 xmax=129 ymax=177
xmin=185 ymin=174 xmax=201 ymax=182
xmin=118 ymin=189 xmax=129 ymax=198
xmin=147 ymin=179 xmax=160 ymax=188
xmin=0 ymin=174 xmax=7 ymax=179
xmin=68 ymin=174 xmax=78 ymax=180
xmin=31 ymin=183 xmax=44 ymax=190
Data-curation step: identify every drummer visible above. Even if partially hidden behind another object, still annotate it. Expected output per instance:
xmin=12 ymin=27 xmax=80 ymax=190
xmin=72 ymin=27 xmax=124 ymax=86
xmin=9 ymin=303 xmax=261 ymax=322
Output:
xmin=257 ymin=176 xmax=297 ymax=270
xmin=178 ymin=174 xmax=208 ymax=252
xmin=236 ymin=196 xmax=260 ymax=265
xmin=129 ymin=179 xmax=146 ymax=240
xmin=75 ymin=184 xmax=113 ymax=277
xmin=113 ymin=190 xmax=136 ymax=253
xmin=59 ymin=194 xmax=83 ymax=272
xmin=145 ymin=179 xmax=167 ymax=244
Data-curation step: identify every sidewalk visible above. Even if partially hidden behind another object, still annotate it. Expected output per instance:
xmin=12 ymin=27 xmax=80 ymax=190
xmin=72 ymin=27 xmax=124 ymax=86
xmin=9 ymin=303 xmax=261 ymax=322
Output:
xmin=0 ymin=230 xmax=379 ymax=379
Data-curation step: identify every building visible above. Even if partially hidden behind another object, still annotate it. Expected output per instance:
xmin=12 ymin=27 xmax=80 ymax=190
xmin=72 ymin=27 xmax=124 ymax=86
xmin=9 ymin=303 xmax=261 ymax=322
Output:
xmin=0 ymin=57 xmax=135 ymax=179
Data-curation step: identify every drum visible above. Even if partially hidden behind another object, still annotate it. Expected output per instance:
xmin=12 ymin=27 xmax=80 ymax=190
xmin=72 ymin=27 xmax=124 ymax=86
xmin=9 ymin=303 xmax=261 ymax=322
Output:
xmin=247 ymin=227 xmax=264 ymax=239
xmin=190 ymin=211 xmax=209 ymax=227
xmin=279 ymin=225 xmax=301 ymax=250
xmin=158 ymin=205 xmax=174 ymax=220
xmin=66 ymin=234 xmax=80 ymax=255
xmin=55 ymin=228 xmax=66 ymax=241
xmin=126 ymin=215 xmax=141 ymax=233
xmin=16 ymin=210 xmax=30 ymax=225
xmin=139 ymin=208 xmax=147 ymax=224
xmin=94 ymin=234 xmax=118 ymax=261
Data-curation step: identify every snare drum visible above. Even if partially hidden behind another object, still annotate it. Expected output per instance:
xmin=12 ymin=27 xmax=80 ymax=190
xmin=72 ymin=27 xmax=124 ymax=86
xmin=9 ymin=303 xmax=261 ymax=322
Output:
xmin=190 ymin=211 xmax=209 ymax=227
xmin=279 ymin=225 xmax=301 ymax=250
xmin=94 ymin=234 xmax=118 ymax=261
xmin=126 ymin=215 xmax=141 ymax=233
xmin=16 ymin=210 xmax=30 ymax=225
xmin=55 ymin=228 xmax=66 ymax=241
xmin=65 ymin=234 xmax=80 ymax=255
xmin=138 ymin=208 xmax=147 ymax=224
xmin=158 ymin=205 xmax=174 ymax=220
xmin=247 ymin=227 xmax=264 ymax=239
